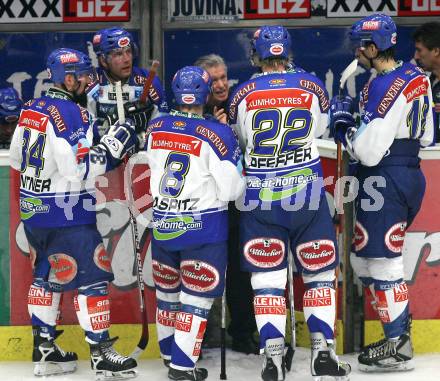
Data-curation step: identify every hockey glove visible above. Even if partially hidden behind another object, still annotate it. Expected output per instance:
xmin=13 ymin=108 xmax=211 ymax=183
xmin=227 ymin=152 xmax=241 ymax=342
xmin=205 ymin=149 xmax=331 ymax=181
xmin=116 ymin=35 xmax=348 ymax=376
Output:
xmin=99 ymin=120 xmax=138 ymax=168
xmin=106 ymin=100 xmax=155 ymax=134
xmin=329 ymin=95 xmax=356 ymax=145
xmin=124 ymin=100 xmax=155 ymax=134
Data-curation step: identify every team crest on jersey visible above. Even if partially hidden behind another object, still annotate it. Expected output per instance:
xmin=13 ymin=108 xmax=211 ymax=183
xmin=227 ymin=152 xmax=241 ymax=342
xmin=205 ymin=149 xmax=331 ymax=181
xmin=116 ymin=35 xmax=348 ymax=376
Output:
xmin=180 ymin=260 xmax=219 ymax=292
xmin=152 ymin=260 xmax=181 ymax=289
xmin=37 ymin=100 xmax=46 ymax=107
xmin=353 ymin=221 xmax=368 ymax=252
xmin=181 ymin=94 xmax=196 ymax=104
xmin=269 ymin=79 xmax=286 ymax=86
xmin=48 ymin=253 xmax=78 ymax=284
xmin=118 ymin=36 xmax=130 ymax=47
xmin=385 ymin=222 xmax=407 ymax=253
xmin=244 ymin=238 xmax=285 ymax=268
xmin=269 ymin=43 xmax=284 ymax=55
xmin=297 ymin=240 xmax=335 ymax=271
xmin=93 ymin=243 xmax=112 ymax=273
xmin=173 ymin=121 xmax=186 ymax=128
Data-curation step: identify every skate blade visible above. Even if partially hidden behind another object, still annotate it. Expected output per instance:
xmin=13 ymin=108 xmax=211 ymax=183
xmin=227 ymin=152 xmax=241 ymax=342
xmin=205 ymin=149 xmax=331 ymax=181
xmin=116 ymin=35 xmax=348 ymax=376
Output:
xmin=358 ymin=359 xmax=415 ymax=373
xmin=95 ymin=369 xmax=138 ymax=380
xmin=34 ymin=360 xmax=77 ymax=376
xmin=312 ymin=377 xmax=350 ymax=381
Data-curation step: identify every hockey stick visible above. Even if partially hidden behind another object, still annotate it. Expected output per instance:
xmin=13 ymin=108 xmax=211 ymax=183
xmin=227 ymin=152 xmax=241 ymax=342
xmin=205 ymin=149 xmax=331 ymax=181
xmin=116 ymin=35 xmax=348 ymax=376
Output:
xmin=284 ymin=249 xmax=296 ymax=372
xmin=115 ymin=78 xmax=150 ymax=360
xmin=334 ymin=59 xmax=358 ymax=348
xmin=220 ymin=287 xmax=227 ymax=380
xmin=126 ymin=60 xmax=161 ymax=359
xmin=140 ymin=60 xmax=160 ymax=104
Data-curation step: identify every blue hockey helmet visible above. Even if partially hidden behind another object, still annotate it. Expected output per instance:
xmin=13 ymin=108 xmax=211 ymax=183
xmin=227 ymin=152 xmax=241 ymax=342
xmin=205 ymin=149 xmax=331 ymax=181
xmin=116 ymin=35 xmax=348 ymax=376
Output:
xmin=349 ymin=14 xmax=397 ymax=52
xmin=0 ymin=87 xmax=22 ymax=124
xmin=172 ymin=66 xmax=212 ymax=106
xmin=92 ymin=27 xmax=137 ymax=57
xmin=47 ymin=48 xmax=94 ymax=84
xmin=252 ymin=25 xmax=291 ymax=60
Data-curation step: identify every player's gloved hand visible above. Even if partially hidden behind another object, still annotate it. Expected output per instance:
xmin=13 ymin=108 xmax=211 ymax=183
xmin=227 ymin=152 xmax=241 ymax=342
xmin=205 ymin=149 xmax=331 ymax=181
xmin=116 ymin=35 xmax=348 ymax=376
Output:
xmin=99 ymin=119 xmax=138 ymax=165
xmin=329 ymin=95 xmax=356 ymax=145
xmin=124 ymin=100 xmax=155 ymax=134
xmin=106 ymin=100 xmax=155 ymax=134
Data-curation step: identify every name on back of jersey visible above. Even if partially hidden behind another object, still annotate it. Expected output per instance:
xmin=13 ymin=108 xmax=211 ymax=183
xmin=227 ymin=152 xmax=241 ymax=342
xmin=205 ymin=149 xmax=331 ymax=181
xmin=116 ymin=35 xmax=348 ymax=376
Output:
xmin=153 ymin=196 xmax=200 ymax=212
xmin=251 ymin=146 xmax=312 ymax=168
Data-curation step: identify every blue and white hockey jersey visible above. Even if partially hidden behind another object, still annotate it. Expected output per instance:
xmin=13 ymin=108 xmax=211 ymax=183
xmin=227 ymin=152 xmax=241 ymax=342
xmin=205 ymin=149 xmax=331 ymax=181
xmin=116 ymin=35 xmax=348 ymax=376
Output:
xmin=228 ymin=71 xmax=330 ymax=206
xmin=86 ymin=66 xmax=168 ymax=131
xmin=347 ymin=62 xmax=434 ymax=166
xmin=144 ymin=110 xmax=245 ymax=249
xmin=10 ymin=88 xmax=112 ymax=228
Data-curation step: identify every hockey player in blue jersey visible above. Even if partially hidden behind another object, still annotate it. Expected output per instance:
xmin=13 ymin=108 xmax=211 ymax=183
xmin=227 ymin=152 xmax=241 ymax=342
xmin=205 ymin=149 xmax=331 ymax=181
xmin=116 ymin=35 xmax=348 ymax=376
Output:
xmin=229 ymin=26 xmax=351 ymax=381
xmin=143 ymin=66 xmax=245 ymax=381
xmin=87 ymin=27 xmax=168 ymax=143
xmin=9 ymin=48 xmax=138 ymax=379
xmin=329 ymin=14 xmax=434 ymax=372
xmin=0 ymin=87 xmax=22 ymax=149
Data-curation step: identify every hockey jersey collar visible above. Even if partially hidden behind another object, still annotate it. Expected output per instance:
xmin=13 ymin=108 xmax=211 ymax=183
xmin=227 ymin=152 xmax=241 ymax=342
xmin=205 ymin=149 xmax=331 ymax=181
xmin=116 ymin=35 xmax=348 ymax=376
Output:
xmin=378 ymin=60 xmax=403 ymax=76
xmin=45 ymin=87 xmax=75 ymax=102
xmin=170 ymin=109 xmax=204 ymax=120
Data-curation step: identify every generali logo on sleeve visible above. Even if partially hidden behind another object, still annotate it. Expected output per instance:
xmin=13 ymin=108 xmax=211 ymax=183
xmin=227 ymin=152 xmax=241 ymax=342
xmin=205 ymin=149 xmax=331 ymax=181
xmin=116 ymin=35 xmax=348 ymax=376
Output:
xmin=0 ymin=0 xmax=130 ymax=24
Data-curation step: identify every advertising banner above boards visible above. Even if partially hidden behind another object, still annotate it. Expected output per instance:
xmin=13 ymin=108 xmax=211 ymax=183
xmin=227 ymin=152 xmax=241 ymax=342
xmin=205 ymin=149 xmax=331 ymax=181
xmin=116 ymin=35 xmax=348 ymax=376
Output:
xmin=0 ymin=0 xmax=130 ymax=23
xmin=327 ymin=0 xmax=440 ymax=17
xmin=167 ymin=0 xmax=440 ymax=21
xmin=167 ymin=0 xmax=311 ymax=21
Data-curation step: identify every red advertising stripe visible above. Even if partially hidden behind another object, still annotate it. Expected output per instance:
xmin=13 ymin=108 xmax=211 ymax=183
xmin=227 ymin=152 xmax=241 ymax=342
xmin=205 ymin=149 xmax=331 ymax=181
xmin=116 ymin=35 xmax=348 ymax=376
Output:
xmin=246 ymin=88 xmax=313 ymax=111
xmin=397 ymin=0 xmax=440 ymax=16
xmin=63 ymin=0 xmax=130 ymax=22
xmin=403 ymin=76 xmax=429 ymax=102
xmin=151 ymin=132 xmax=202 ymax=156
xmin=19 ymin=109 xmax=48 ymax=132
xmin=243 ymin=0 xmax=310 ymax=19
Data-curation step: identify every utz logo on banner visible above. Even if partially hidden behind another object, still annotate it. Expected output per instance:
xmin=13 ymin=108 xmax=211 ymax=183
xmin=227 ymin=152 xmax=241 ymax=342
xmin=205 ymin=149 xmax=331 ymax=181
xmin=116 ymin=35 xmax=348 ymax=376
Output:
xmin=0 ymin=0 xmax=130 ymax=24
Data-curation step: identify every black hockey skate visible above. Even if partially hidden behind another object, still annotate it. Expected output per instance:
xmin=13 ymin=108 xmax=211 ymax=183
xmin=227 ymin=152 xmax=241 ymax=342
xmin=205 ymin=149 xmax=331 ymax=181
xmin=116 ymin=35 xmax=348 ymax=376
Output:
xmin=311 ymin=333 xmax=351 ymax=381
xmin=358 ymin=333 xmax=414 ymax=372
xmin=32 ymin=326 xmax=78 ymax=376
xmin=168 ymin=366 xmax=208 ymax=381
xmin=261 ymin=337 xmax=285 ymax=381
xmin=90 ymin=337 xmax=137 ymax=380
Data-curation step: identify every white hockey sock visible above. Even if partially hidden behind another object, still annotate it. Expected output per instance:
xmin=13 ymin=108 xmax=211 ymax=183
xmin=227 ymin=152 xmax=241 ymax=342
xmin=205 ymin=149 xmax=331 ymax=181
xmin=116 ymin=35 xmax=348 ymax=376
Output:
xmin=374 ymin=280 xmax=409 ymax=338
xmin=74 ymin=282 xmax=110 ymax=343
xmin=156 ymin=290 xmax=180 ymax=360
xmin=28 ymin=282 xmax=61 ymax=337
xmin=303 ymin=285 xmax=336 ymax=342
xmin=171 ymin=292 xmax=213 ymax=371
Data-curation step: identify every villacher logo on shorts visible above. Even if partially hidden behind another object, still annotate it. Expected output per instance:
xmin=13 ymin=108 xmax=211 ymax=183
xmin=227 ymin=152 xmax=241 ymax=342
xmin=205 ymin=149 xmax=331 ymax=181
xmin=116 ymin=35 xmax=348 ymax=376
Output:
xmin=180 ymin=260 xmax=219 ymax=292
xmin=152 ymin=260 xmax=181 ymax=289
xmin=244 ymin=238 xmax=285 ymax=268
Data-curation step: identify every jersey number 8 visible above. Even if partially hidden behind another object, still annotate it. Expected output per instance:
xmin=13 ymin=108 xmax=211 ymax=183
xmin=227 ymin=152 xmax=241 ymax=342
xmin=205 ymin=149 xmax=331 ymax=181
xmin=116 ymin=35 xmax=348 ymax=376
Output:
xmin=159 ymin=152 xmax=190 ymax=197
